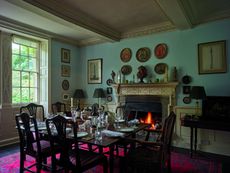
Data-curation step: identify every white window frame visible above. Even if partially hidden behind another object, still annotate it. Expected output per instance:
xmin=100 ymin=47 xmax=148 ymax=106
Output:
xmin=12 ymin=35 xmax=40 ymax=105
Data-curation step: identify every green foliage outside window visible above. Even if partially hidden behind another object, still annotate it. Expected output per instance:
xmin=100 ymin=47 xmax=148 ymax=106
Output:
xmin=12 ymin=36 xmax=39 ymax=104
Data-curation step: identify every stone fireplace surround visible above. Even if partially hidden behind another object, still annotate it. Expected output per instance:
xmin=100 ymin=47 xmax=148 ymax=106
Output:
xmin=112 ymin=82 xmax=179 ymax=119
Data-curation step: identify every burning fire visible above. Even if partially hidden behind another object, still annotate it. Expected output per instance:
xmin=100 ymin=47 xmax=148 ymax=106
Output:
xmin=140 ymin=112 xmax=155 ymax=129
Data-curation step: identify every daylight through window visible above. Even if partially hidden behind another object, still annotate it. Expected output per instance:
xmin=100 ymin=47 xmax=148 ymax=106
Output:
xmin=12 ymin=36 xmax=40 ymax=104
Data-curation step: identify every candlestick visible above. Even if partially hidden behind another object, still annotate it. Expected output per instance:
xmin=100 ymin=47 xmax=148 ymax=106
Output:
xmin=71 ymin=97 xmax=74 ymax=107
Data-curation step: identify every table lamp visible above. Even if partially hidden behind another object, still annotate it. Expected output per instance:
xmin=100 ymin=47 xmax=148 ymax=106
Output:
xmin=93 ymin=88 xmax=105 ymax=107
xmin=74 ymin=89 xmax=85 ymax=110
xmin=190 ymin=86 xmax=206 ymax=118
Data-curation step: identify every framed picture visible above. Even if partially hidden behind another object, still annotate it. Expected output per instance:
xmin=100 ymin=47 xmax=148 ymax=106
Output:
xmin=198 ymin=40 xmax=226 ymax=74
xmin=63 ymin=93 xmax=70 ymax=101
xmin=88 ymin=58 xmax=102 ymax=84
xmin=61 ymin=65 xmax=71 ymax=77
xmin=183 ymin=86 xmax=191 ymax=94
xmin=61 ymin=48 xmax=70 ymax=63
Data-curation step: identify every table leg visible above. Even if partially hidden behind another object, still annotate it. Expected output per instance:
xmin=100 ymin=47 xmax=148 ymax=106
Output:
xmin=109 ymin=145 xmax=115 ymax=173
xmin=194 ymin=127 xmax=197 ymax=154
xmin=190 ymin=127 xmax=193 ymax=157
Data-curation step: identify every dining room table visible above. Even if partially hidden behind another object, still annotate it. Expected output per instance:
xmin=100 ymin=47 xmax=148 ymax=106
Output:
xmin=75 ymin=123 xmax=150 ymax=173
xmin=35 ymin=116 xmax=150 ymax=173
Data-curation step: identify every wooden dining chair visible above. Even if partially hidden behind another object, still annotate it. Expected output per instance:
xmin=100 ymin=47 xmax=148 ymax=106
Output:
xmin=114 ymin=105 xmax=130 ymax=156
xmin=121 ymin=111 xmax=176 ymax=173
xmin=45 ymin=115 xmax=108 ymax=173
xmin=51 ymin=101 xmax=67 ymax=114
xmin=20 ymin=103 xmax=45 ymax=121
xmin=15 ymin=112 xmax=55 ymax=173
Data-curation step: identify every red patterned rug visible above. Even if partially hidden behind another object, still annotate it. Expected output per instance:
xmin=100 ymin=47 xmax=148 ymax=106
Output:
xmin=0 ymin=151 xmax=222 ymax=173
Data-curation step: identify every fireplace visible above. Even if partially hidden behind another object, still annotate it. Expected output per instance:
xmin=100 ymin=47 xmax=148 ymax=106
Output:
xmin=112 ymin=83 xmax=179 ymax=124
xmin=124 ymin=95 xmax=162 ymax=125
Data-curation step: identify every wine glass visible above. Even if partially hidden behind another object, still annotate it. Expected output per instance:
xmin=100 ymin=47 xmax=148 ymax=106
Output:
xmin=115 ymin=113 xmax=123 ymax=128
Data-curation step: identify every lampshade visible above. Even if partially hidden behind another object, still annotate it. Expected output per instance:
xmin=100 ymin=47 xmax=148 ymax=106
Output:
xmin=93 ymin=88 xmax=105 ymax=98
xmin=190 ymin=86 xmax=206 ymax=100
xmin=73 ymin=89 xmax=85 ymax=99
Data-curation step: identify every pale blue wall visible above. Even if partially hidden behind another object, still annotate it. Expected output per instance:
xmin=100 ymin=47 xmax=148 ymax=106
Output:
xmin=79 ymin=19 xmax=230 ymax=106
xmin=51 ymin=40 xmax=80 ymax=103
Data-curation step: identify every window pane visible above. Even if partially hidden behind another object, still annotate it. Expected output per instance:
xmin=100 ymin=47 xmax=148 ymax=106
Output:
xmin=29 ymin=47 xmax=37 ymax=57
xmin=30 ymin=88 xmax=37 ymax=102
xmin=21 ymin=56 xmax=29 ymax=70
xmin=21 ymin=72 xmax=29 ymax=87
xmin=12 ymin=36 xmax=40 ymax=105
xmin=30 ymin=73 xmax=37 ymax=87
xmin=21 ymin=88 xmax=29 ymax=103
xmin=12 ymin=43 xmax=19 ymax=54
xmin=29 ymin=58 xmax=37 ymax=71
xmin=12 ymin=71 xmax=20 ymax=87
xmin=21 ymin=45 xmax=28 ymax=56
xmin=12 ymin=88 xmax=21 ymax=103
xmin=12 ymin=55 xmax=21 ymax=70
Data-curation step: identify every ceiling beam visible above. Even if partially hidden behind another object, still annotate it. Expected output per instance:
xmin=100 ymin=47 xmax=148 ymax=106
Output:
xmin=155 ymin=0 xmax=192 ymax=29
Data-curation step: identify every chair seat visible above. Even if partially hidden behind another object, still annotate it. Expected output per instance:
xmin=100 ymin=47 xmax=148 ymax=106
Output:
xmin=121 ymin=111 xmax=176 ymax=173
xmin=126 ymin=147 xmax=160 ymax=166
xmin=69 ymin=149 xmax=106 ymax=169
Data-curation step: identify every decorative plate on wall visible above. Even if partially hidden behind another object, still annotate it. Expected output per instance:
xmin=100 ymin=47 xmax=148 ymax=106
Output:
xmin=182 ymin=75 xmax=192 ymax=84
xmin=62 ymin=80 xmax=69 ymax=90
xmin=107 ymin=96 xmax=112 ymax=102
xmin=154 ymin=63 xmax=168 ymax=74
xmin=154 ymin=43 xmax=168 ymax=59
xmin=106 ymin=79 xmax=113 ymax=86
xmin=136 ymin=47 xmax=151 ymax=62
xmin=183 ymin=96 xmax=191 ymax=104
xmin=120 ymin=48 xmax=132 ymax=62
xmin=121 ymin=65 xmax=132 ymax=75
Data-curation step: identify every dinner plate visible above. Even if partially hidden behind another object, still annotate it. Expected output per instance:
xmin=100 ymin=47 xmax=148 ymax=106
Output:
xmin=102 ymin=130 xmax=125 ymax=137
xmin=77 ymin=132 xmax=88 ymax=137
xmin=115 ymin=119 xmax=125 ymax=123
xmin=69 ymin=132 xmax=88 ymax=138
xmin=64 ymin=116 xmax=73 ymax=120
xmin=118 ymin=128 xmax=134 ymax=132
xmin=66 ymin=127 xmax=72 ymax=133
xmin=37 ymin=126 xmax=47 ymax=130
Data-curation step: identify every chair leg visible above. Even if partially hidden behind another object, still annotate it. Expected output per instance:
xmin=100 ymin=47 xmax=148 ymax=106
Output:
xmin=51 ymin=155 xmax=57 ymax=173
xmin=19 ymin=151 xmax=25 ymax=173
xmin=36 ymin=157 xmax=42 ymax=173
xmin=116 ymin=145 xmax=119 ymax=156
xmin=103 ymin=157 xmax=108 ymax=173
xmin=123 ymin=146 xmax=127 ymax=156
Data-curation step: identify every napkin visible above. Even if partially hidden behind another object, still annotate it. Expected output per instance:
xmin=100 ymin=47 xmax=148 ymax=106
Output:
xmin=102 ymin=130 xmax=125 ymax=137
xmin=127 ymin=119 xmax=139 ymax=125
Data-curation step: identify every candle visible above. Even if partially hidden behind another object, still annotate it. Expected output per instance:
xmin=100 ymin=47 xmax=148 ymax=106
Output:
xmin=71 ymin=97 xmax=74 ymax=107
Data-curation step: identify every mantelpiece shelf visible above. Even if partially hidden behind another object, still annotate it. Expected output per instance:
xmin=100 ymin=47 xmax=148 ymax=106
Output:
xmin=112 ymin=82 xmax=179 ymax=96
xmin=111 ymin=82 xmax=179 ymax=113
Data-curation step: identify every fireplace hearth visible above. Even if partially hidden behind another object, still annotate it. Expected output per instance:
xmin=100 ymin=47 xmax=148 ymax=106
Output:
xmin=124 ymin=95 xmax=162 ymax=123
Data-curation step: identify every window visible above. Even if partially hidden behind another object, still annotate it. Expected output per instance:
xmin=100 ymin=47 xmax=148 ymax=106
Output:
xmin=12 ymin=36 xmax=40 ymax=104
